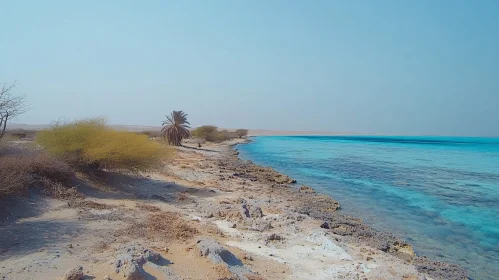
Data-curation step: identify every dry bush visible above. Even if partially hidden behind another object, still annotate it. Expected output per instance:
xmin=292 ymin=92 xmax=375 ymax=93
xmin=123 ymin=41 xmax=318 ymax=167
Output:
xmin=125 ymin=211 xmax=198 ymax=241
xmin=235 ymin=129 xmax=249 ymax=138
xmin=36 ymin=118 xmax=173 ymax=172
xmin=44 ymin=183 xmax=84 ymax=200
xmin=0 ymin=148 xmax=73 ymax=197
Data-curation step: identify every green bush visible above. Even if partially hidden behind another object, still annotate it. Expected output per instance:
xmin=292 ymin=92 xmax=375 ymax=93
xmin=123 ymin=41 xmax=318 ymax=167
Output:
xmin=36 ymin=118 xmax=172 ymax=171
xmin=191 ymin=125 xmax=218 ymax=141
xmin=191 ymin=125 xmax=238 ymax=142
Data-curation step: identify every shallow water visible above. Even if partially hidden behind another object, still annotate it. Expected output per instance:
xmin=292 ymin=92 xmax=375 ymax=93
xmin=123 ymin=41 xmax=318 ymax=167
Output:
xmin=237 ymin=136 xmax=499 ymax=280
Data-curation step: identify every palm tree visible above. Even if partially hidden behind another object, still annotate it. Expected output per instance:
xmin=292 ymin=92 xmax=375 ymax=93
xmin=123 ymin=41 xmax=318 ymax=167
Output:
xmin=161 ymin=110 xmax=190 ymax=146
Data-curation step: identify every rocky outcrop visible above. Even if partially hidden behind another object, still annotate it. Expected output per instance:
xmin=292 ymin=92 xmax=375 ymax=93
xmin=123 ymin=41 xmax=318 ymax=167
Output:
xmin=218 ymin=159 xmax=296 ymax=185
xmin=112 ymin=242 xmax=179 ymax=280
xmin=415 ymin=256 xmax=468 ymax=280
xmin=296 ymin=193 xmax=340 ymax=214
xmin=299 ymin=185 xmax=315 ymax=193
xmin=197 ymin=238 xmax=254 ymax=279
xmin=209 ymin=200 xmax=264 ymax=223
xmin=122 ymin=262 xmax=146 ymax=280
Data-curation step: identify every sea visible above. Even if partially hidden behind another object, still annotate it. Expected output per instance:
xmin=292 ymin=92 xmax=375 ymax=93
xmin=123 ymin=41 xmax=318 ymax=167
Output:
xmin=236 ymin=136 xmax=499 ymax=280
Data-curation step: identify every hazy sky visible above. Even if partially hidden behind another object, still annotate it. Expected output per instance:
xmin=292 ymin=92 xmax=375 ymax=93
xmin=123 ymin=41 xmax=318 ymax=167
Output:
xmin=1 ymin=0 xmax=498 ymax=136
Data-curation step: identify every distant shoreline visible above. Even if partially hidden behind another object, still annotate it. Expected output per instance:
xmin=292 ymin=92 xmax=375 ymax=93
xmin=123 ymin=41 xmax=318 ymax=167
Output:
xmin=8 ymin=123 xmax=498 ymax=138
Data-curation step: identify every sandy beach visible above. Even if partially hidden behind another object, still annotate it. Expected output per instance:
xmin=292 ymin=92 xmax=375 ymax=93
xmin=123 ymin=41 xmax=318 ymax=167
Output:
xmin=0 ymin=138 xmax=466 ymax=280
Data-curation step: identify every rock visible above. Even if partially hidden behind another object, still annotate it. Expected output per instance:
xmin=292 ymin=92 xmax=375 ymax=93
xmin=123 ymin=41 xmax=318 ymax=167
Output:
xmin=299 ymin=185 xmax=315 ymax=193
xmin=242 ymin=253 xmax=254 ymax=261
xmin=197 ymin=239 xmax=242 ymax=266
xmin=144 ymin=250 xmax=162 ymax=263
xmin=265 ymin=233 xmax=284 ymax=244
xmin=123 ymin=262 xmax=146 ymax=280
xmin=389 ymin=242 xmax=415 ymax=260
xmin=197 ymin=239 xmax=252 ymax=279
xmin=248 ymin=204 xmax=263 ymax=218
xmin=320 ymin=221 xmax=330 ymax=229
xmin=251 ymin=221 xmax=273 ymax=232
xmin=61 ymin=265 xmax=84 ymax=280
xmin=240 ymin=204 xmax=251 ymax=218
xmin=103 ymin=276 xmax=111 ymax=280
xmin=415 ymin=256 xmax=468 ymax=280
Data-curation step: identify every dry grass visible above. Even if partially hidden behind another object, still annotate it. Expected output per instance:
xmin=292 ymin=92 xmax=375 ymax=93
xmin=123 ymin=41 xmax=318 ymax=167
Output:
xmin=124 ymin=211 xmax=198 ymax=241
xmin=202 ymin=222 xmax=226 ymax=238
xmin=93 ymin=241 xmax=110 ymax=252
xmin=36 ymin=118 xmax=173 ymax=172
xmin=136 ymin=203 xmax=162 ymax=212
xmin=69 ymin=200 xmax=111 ymax=210
xmin=44 ymin=184 xmax=84 ymax=200
xmin=0 ymin=147 xmax=73 ymax=197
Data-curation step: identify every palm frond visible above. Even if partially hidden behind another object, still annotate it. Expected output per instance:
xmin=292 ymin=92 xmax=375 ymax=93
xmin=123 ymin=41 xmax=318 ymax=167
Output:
xmin=161 ymin=110 xmax=190 ymax=146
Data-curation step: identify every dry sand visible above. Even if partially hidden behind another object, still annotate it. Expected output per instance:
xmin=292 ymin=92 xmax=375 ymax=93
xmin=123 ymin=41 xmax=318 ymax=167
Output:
xmin=0 ymin=138 xmax=465 ymax=280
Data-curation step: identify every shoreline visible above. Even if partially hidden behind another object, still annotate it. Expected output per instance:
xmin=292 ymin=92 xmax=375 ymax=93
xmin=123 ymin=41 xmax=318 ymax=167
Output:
xmin=0 ymin=138 xmax=468 ymax=279
xmin=229 ymin=138 xmax=468 ymax=279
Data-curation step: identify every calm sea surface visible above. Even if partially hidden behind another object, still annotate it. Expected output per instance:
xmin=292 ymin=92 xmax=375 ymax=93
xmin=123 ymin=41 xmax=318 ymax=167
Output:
xmin=237 ymin=136 xmax=499 ymax=280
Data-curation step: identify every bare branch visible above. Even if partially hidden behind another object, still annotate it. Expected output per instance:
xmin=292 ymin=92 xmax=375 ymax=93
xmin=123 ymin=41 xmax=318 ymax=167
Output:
xmin=0 ymin=82 xmax=28 ymax=139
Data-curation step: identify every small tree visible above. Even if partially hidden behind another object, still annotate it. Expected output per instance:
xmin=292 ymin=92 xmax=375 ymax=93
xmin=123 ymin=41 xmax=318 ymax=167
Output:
xmin=235 ymin=129 xmax=248 ymax=138
xmin=161 ymin=111 xmax=190 ymax=146
xmin=191 ymin=125 xmax=218 ymax=142
xmin=0 ymin=82 xmax=27 ymax=139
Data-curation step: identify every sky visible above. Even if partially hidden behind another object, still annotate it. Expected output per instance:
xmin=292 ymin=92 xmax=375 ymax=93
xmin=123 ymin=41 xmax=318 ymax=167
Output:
xmin=1 ymin=0 xmax=498 ymax=136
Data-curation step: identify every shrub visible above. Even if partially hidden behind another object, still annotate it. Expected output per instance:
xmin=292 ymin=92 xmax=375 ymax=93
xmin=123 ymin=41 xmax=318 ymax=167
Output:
xmin=235 ymin=129 xmax=248 ymax=138
xmin=36 ymin=118 xmax=172 ymax=171
xmin=0 ymin=148 xmax=73 ymax=197
xmin=191 ymin=125 xmax=218 ymax=141
xmin=191 ymin=126 xmax=238 ymax=143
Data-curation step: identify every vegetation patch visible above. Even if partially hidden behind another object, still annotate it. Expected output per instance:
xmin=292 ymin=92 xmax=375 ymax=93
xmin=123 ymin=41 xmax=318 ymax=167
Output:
xmin=191 ymin=125 xmax=246 ymax=143
xmin=136 ymin=203 xmax=162 ymax=212
xmin=36 ymin=118 xmax=173 ymax=172
xmin=0 ymin=145 xmax=73 ymax=198
xmin=124 ymin=211 xmax=198 ymax=241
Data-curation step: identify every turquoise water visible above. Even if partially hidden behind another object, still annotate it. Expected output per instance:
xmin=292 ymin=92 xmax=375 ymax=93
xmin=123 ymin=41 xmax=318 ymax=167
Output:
xmin=237 ymin=136 xmax=499 ymax=280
